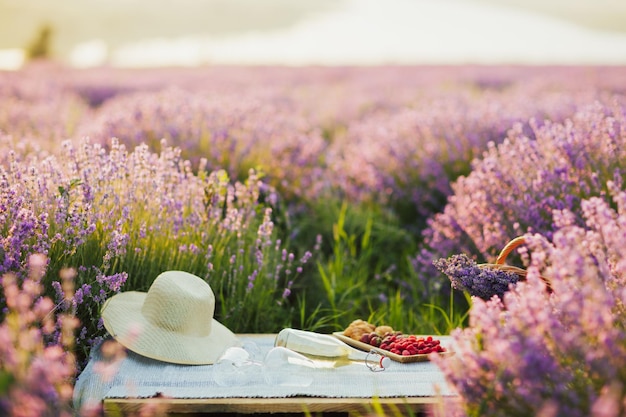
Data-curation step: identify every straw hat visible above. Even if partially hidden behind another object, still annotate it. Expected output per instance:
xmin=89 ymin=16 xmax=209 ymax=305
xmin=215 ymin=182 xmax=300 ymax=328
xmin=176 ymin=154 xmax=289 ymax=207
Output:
xmin=101 ymin=270 xmax=240 ymax=365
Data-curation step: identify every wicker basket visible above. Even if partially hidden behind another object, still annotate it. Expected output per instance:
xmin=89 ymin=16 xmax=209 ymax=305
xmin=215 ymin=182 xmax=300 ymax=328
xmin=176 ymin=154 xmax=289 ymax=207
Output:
xmin=478 ymin=236 xmax=552 ymax=290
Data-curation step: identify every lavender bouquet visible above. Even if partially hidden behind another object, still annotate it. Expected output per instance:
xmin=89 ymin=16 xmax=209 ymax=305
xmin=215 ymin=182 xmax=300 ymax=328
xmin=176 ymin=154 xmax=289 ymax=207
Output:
xmin=433 ymin=253 xmax=521 ymax=300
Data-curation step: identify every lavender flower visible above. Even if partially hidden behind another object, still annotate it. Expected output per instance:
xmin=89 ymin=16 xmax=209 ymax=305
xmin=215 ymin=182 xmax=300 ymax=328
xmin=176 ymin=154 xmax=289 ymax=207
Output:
xmin=0 ymin=255 xmax=77 ymax=416
xmin=433 ymin=254 xmax=520 ymax=300
xmin=3 ymin=65 xmax=626 ymax=399
xmin=1 ymin=132 xmax=320 ymax=366
xmin=415 ymin=98 xmax=626 ymax=297
xmin=433 ymin=186 xmax=626 ymax=417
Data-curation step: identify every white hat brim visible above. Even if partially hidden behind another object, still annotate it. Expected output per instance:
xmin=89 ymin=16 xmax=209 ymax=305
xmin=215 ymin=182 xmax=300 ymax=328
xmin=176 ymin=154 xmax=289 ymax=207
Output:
xmin=102 ymin=291 xmax=240 ymax=365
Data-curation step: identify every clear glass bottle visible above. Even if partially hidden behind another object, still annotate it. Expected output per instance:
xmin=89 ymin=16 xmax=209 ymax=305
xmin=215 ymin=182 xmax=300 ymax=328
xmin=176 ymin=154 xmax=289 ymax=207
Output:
xmin=274 ymin=328 xmax=390 ymax=370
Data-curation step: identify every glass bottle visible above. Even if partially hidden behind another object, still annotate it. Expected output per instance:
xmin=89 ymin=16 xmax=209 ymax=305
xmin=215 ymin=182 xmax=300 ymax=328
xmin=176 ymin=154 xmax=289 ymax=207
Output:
xmin=274 ymin=328 xmax=390 ymax=370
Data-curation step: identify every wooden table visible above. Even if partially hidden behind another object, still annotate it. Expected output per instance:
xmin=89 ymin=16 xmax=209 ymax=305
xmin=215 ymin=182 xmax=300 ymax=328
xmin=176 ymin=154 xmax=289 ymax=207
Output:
xmin=99 ymin=334 xmax=453 ymax=416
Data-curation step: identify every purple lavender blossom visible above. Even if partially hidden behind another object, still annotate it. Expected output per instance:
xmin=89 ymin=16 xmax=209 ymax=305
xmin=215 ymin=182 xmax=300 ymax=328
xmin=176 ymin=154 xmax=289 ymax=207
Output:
xmin=433 ymin=254 xmax=520 ymax=300
xmin=0 ymin=256 xmax=77 ymax=416
xmin=433 ymin=186 xmax=626 ymax=417
xmin=3 ymin=65 xmax=626 ymax=395
xmin=96 ymin=272 xmax=127 ymax=293
xmin=415 ymin=99 xmax=626 ymax=298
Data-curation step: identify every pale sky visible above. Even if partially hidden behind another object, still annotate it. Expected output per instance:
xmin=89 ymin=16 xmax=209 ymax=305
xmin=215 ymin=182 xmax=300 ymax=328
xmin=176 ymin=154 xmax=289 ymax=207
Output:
xmin=1 ymin=0 xmax=625 ymax=69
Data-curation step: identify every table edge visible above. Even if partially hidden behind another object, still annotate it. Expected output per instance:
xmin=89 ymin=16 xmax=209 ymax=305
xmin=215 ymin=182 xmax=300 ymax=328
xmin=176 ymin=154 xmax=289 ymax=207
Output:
xmin=103 ymin=396 xmax=449 ymax=415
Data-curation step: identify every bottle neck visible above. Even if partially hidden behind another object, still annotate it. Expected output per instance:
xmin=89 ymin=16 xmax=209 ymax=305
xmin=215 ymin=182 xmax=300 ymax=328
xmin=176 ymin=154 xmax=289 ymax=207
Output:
xmin=345 ymin=347 xmax=369 ymax=361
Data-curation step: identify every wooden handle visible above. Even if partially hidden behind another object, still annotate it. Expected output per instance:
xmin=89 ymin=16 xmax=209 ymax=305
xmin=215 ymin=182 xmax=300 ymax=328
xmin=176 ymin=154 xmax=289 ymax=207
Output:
xmin=493 ymin=236 xmax=553 ymax=292
xmin=495 ymin=236 xmax=526 ymax=265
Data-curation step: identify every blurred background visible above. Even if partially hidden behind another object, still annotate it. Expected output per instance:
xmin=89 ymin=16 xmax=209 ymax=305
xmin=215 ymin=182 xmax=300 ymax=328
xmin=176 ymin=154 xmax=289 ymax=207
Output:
xmin=1 ymin=0 xmax=625 ymax=69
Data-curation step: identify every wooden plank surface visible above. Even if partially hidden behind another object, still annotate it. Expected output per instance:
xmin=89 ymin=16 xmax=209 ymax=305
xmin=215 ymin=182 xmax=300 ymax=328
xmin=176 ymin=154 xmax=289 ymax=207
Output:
xmin=103 ymin=396 xmax=440 ymax=416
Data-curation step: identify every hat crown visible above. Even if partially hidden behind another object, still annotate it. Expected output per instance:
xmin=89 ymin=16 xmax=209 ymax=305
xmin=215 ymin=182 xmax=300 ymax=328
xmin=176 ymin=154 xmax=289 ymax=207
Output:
xmin=141 ymin=271 xmax=214 ymax=337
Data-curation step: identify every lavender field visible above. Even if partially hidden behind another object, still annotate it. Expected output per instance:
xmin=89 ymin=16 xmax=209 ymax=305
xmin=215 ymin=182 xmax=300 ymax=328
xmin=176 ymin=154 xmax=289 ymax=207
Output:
xmin=2 ymin=63 xmax=626 ymax=416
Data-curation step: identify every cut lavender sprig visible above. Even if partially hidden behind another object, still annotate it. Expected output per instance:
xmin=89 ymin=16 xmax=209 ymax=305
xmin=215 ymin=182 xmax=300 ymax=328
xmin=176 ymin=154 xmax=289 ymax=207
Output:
xmin=433 ymin=253 xmax=520 ymax=300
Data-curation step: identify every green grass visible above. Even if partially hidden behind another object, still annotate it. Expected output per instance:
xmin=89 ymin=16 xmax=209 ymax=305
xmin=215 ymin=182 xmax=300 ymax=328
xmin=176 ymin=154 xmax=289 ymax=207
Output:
xmin=291 ymin=199 xmax=469 ymax=335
